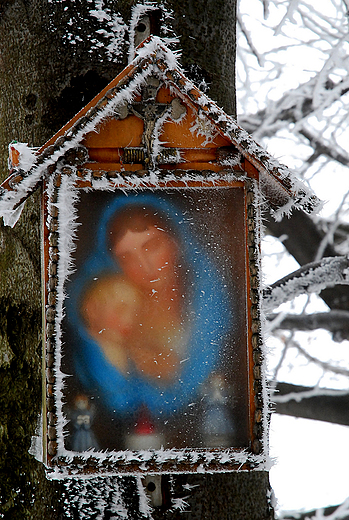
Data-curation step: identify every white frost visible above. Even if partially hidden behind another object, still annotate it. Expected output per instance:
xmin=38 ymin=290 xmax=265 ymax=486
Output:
xmin=171 ymin=496 xmax=190 ymax=512
xmin=136 ymin=476 xmax=154 ymax=518
xmin=88 ymin=1 xmax=127 ymax=59
xmin=28 ymin=412 xmax=43 ymax=463
xmin=263 ymin=256 xmax=349 ymax=313
xmin=8 ymin=142 xmax=38 ymax=171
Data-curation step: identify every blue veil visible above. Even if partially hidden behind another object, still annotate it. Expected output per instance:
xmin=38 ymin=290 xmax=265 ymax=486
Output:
xmin=66 ymin=192 xmax=232 ymax=417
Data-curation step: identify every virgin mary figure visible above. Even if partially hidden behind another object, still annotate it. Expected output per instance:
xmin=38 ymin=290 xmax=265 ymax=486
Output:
xmin=66 ymin=193 xmax=233 ymax=424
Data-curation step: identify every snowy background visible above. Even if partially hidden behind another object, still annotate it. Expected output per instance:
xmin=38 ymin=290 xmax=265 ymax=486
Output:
xmin=236 ymin=0 xmax=349 ymax=515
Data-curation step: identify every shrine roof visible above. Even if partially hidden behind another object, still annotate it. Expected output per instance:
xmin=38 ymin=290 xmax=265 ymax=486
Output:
xmin=0 ymin=36 xmax=320 ymax=227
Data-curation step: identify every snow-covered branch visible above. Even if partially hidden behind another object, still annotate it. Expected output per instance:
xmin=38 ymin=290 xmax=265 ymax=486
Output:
xmin=238 ymin=76 xmax=349 ymax=140
xmin=263 ymin=256 xmax=349 ymax=312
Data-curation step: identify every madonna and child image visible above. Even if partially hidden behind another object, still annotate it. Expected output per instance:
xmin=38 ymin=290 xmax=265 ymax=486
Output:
xmin=63 ymin=191 xmax=249 ymax=451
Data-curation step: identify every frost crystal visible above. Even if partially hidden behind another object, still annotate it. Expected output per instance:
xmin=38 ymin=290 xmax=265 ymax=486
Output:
xmin=89 ymin=1 xmax=127 ymax=59
xmin=171 ymin=496 xmax=190 ymax=512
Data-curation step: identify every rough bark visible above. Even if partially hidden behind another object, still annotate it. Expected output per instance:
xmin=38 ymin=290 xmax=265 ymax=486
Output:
xmin=167 ymin=0 xmax=237 ymax=115
xmin=0 ymin=2 xmax=129 ymax=517
xmin=0 ymin=1 xmax=273 ymax=519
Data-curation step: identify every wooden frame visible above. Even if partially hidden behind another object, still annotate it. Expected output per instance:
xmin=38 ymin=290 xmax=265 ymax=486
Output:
xmin=42 ymin=170 xmax=265 ymax=478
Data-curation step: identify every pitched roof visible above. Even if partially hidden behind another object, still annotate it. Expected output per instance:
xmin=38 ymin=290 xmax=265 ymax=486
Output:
xmin=0 ymin=36 xmax=319 ymax=227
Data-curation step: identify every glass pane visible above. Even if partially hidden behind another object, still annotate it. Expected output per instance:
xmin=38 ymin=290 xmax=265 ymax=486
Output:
xmin=61 ymin=188 xmax=250 ymax=452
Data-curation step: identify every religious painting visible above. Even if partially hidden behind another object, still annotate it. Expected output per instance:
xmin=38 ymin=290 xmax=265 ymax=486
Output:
xmin=58 ymin=186 xmax=253 ymax=457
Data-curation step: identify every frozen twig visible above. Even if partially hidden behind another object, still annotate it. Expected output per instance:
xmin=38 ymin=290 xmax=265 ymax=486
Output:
xmin=237 ymin=13 xmax=265 ymax=66
xmin=300 ymin=127 xmax=349 ymax=168
xmin=292 ymin=340 xmax=349 ymax=377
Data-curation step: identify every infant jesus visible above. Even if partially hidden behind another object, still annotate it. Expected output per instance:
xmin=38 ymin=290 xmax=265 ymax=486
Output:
xmin=80 ymin=274 xmax=181 ymax=382
xmin=81 ymin=275 xmax=141 ymax=374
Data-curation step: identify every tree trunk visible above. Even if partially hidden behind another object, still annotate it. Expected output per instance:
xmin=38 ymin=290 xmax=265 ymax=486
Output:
xmin=0 ymin=1 xmax=272 ymax=518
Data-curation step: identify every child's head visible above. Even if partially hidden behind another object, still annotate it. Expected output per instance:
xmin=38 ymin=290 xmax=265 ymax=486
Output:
xmin=81 ymin=274 xmax=141 ymax=339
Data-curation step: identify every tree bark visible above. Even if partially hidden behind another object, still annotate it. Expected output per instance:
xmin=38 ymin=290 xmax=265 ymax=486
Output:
xmin=168 ymin=0 xmax=237 ymax=115
xmin=0 ymin=1 xmax=273 ymax=519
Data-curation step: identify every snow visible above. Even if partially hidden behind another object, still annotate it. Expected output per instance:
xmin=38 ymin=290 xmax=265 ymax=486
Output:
xmin=62 ymin=477 xmax=130 ymax=519
xmin=49 ymin=173 xmax=81 ymax=455
xmin=149 ymin=106 xmax=172 ymax=165
xmin=171 ymin=496 xmax=190 ymax=512
xmin=190 ymin=113 xmax=219 ymax=145
xmin=273 ymin=386 xmax=349 ymax=405
xmin=270 ymin=415 xmax=349 ymax=513
xmin=128 ymin=3 xmax=161 ymax=63
xmin=8 ymin=142 xmax=37 ymax=171
xmin=263 ymin=256 xmax=349 ymax=313
xmin=2 ymin=200 xmax=25 ymax=228
xmin=57 ymin=1 xmax=127 ymax=59
xmin=136 ymin=476 xmax=153 ymax=518
xmin=89 ymin=3 xmax=126 ymax=60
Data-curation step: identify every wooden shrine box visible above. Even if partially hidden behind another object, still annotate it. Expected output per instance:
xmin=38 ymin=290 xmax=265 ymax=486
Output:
xmin=0 ymin=37 xmax=317 ymax=478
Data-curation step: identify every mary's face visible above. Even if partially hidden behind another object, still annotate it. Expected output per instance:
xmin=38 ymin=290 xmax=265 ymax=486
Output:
xmin=113 ymin=225 xmax=178 ymax=291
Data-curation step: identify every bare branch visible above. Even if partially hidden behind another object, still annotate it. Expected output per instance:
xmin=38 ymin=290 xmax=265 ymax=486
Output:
xmin=294 ymin=342 xmax=349 ymax=377
xmin=266 ymin=310 xmax=349 ymax=339
xmin=300 ymin=127 xmax=349 ymax=168
xmin=273 ymin=0 xmax=299 ymax=36
xmin=237 ymin=14 xmax=265 ymax=66
xmin=273 ymin=382 xmax=349 ymax=425
xmin=263 ymin=256 xmax=349 ymax=312
xmin=264 ymin=211 xmax=349 ymax=317
xmin=314 ymin=191 xmax=349 ymax=262
xmin=279 ymin=499 xmax=349 ymax=520
xmin=323 ymin=220 xmax=349 ymax=250
xmin=262 ymin=0 xmax=269 ymax=19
